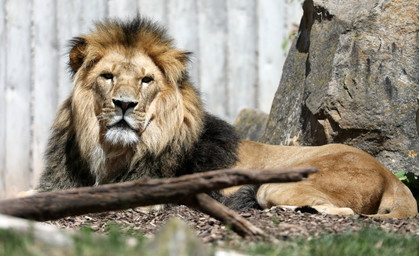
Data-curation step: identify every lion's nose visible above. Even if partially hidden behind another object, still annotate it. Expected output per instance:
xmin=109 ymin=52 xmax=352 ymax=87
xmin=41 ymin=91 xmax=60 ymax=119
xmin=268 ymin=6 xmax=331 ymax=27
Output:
xmin=112 ymin=99 xmax=138 ymax=113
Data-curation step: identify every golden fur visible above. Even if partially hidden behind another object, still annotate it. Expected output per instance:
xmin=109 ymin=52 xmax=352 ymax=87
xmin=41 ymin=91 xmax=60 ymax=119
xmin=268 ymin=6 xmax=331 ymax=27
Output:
xmin=71 ymin=20 xmax=205 ymax=184
xmin=72 ymin=26 xmax=203 ymax=184
xmin=37 ymin=17 xmax=417 ymax=218
xmin=225 ymin=141 xmax=418 ymax=218
xmin=37 ymin=18 xmax=207 ymax=190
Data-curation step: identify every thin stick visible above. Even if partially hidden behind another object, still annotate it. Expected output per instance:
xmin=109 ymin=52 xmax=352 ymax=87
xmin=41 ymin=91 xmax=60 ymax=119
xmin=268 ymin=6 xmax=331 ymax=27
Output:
xmin=186 ymin=193 xmax=265 ymax=237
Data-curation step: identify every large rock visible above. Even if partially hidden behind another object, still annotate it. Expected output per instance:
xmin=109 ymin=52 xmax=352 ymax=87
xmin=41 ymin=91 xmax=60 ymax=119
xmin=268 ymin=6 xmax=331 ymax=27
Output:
xmin=261 ymin=0 xmax=419 ymax=174
xmin=233 ymin=109 xmax=268 ymax=141
xmin=416 ymin=97 xmax=419 ymax=135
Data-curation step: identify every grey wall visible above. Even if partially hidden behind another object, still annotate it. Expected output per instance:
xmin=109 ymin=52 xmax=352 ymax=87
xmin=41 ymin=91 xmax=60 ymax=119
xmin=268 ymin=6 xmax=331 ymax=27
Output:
xmin=0 ymin=0 xmax=302 ymax=198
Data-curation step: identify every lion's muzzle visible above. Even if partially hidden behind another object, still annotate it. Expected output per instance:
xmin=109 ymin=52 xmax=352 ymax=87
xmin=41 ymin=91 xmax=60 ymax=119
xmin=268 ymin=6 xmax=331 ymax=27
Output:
xmin=102 ymin=98 xmax=146 ymax=147
xmin=112 ymin=99 xmax=138 ymax=114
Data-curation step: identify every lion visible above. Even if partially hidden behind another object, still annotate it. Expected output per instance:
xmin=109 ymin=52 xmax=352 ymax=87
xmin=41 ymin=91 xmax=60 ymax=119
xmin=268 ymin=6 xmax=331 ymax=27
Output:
xmin=36 ymin=17 xmax=417 ymax=218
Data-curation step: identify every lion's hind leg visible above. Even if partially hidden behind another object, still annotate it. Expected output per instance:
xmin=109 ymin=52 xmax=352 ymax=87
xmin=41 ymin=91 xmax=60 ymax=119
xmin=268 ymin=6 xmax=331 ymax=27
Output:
xmin=367 ymin=183 xmax=418 ymax=218
xmin=257 ymin=183 xmax=355 ymax=216
xmin=274 ymin=205 xmax=355 ymax=216
xmin=309 ymin=205 xmax=354 ymax=215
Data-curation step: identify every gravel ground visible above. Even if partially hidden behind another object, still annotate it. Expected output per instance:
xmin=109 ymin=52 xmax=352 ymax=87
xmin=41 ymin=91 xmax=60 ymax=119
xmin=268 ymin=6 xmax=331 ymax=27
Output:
xmin=48 ymin=205 xmax=419 ymax=244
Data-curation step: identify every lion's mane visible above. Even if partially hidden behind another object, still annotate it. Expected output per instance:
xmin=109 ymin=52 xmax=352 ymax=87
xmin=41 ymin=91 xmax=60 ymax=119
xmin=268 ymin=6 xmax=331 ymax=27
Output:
xmin=37 ymin=17 xmax=239 ymax=191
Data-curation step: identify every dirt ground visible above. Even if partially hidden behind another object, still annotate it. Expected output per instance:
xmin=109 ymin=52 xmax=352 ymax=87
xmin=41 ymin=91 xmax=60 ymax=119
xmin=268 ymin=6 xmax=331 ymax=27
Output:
xmin=48 ymin=204 xmax=419 ymax=244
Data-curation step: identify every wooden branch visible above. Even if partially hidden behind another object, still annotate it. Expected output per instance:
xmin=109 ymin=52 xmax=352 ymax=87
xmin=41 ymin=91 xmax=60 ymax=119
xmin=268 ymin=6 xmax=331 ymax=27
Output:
xmin=186 ymin=193 xmax=265 ymax=237
xmin=0 ymin=167 xmax=317 ymax=236
xmin=0 ymin=167 xmax=316 ymax=220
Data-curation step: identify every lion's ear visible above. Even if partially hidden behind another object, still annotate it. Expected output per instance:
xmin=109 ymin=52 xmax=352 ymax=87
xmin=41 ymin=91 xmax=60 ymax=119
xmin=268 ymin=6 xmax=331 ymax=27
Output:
xmin=69 ymin=37 xmax=87 ymax=73
xmin=155 ymin=49 xmax=190 ymax=85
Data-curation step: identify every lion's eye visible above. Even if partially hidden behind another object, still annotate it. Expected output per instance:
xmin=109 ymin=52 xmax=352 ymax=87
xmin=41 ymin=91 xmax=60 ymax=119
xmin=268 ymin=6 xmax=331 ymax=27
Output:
xmin=100 ymin=73 xmax=114 ymax=80
xmin=142 ymin=76 xmax=153 ymax=84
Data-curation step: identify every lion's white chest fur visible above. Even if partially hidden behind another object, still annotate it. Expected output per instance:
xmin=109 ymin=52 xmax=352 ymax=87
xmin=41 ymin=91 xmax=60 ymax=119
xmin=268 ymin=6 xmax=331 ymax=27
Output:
xmin=89 ymin=144 xmax=136 ymax=185
xmin=105 ymin=127 xmax=139 ymax=147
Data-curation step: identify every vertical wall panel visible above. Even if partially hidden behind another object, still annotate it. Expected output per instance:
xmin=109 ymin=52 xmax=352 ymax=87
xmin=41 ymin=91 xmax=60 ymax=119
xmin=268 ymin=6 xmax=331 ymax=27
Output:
xmin=108 ymin=0 xmax=138 ymax=18
xmin=80 ymin=0 xmax=107 ymax=33
xmin=138 ymin=0 xmax=167 ymax=26
xmin=197 ymin=0 xmax=228 ymax=119
xmin=0 ymin=0 xmax=6 ymax=194
xmin=31 ymin=0 xmax=58 ymax=188
xmin=284 ymin=0 xmax=303 ymax=34
xmin=0 ymin=0 xmax=304 ymax=197
xmin=56 ymin=0 xmax=83 ymax=105
xmin=167 ymin=0 xmax=199 ymax=87
xmin=5 ymin=0 xmax=32 ymax=198
xmin=257 ymin=0 xmax=287 ymax=112
xmin=226 ymin=0 xmax=258 ymax=122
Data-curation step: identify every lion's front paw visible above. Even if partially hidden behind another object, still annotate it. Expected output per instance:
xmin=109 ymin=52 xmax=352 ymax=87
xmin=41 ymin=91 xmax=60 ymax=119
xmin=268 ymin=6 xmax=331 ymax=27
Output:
xmin=137 ymin=204 xmax=166 ymax=213
xmin=17 ymin=189 xmax=38 ymax=197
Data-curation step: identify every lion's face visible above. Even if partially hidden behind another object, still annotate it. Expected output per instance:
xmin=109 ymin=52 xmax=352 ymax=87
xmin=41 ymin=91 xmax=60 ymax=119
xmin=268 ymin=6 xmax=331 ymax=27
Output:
xmin=64 ymin=19 xmax=204 ymax=184
xmin=90 ymin=50 xmax=166 ymax=147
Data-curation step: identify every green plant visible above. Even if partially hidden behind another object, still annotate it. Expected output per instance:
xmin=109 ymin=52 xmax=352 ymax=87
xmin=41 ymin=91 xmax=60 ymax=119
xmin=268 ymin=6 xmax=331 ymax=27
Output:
xmin=0 ymin=229 xmax=32 ymax=256
xmin=271 ymin=214 xmax=280 ymax=227
xmin=73 ymin=224 xmax=145 ymax=256
xmin=2 ymin=224 xmax=419 ymax=256
xmin=245 ymin=227 xmax=419 ymax=256
xmin=281 ymin=37 xmax=291 ymax=52
xmin=395 ymin=171 xmax=419 ymax=207
xmin=0 ymin=225 xmax=146 ymax=256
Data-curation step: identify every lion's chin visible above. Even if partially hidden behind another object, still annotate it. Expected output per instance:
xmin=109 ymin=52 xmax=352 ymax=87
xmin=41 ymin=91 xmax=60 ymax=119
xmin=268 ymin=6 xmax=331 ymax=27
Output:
xmin=104 ymin=127 xmax=139 ymax=147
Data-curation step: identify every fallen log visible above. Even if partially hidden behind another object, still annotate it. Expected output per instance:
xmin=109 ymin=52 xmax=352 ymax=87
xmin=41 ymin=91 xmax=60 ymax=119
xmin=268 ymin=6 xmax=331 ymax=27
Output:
xmin=0 ymin=167 xmax=317 ymax=237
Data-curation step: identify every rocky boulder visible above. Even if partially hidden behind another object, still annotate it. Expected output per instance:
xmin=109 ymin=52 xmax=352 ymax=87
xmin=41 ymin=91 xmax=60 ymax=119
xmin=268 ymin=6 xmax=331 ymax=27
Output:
xmin=261 ymin=0 xmax=419 ymax=174
xmin=234 ymin=109 xmax=268 ymax=142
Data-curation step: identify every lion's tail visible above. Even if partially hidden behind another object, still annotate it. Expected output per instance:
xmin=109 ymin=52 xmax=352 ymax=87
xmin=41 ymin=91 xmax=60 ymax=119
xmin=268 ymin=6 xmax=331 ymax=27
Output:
xmin=370 ymin=183 xmax=418 ymax=218
xmin=218 ymin=185 xmax=262 ymax=211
